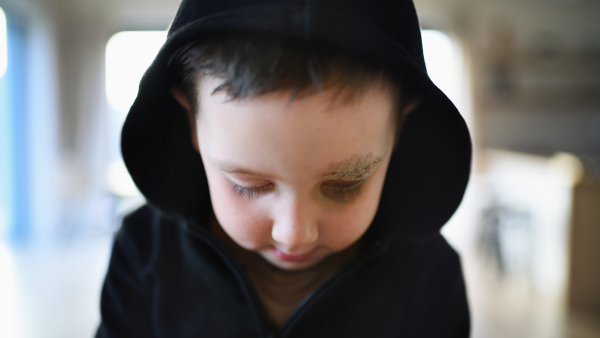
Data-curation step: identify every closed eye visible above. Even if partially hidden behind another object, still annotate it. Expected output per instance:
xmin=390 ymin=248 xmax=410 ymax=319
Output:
xmin=321 ymin=179 xmax=365 ymax=201
xmin=229 ymin=179 xmax=366 ymax=201
xmin=230 ymin=182 xmax=272 ymax=199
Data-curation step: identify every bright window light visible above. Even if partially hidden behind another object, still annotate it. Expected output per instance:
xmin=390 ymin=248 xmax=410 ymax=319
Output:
xmin=422 ymin=30 xmax=459 ymax=106
xmin=0 ymin=7 xmax=7 ymax=79
xmin=105 ymin=31 xmax=167 ymax=113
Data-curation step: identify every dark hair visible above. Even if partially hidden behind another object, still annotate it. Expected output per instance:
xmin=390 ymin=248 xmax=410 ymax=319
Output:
xmin=171 ymin=33 xmax=411 ymax=121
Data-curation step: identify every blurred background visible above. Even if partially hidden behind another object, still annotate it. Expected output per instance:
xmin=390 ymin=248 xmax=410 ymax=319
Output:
xmin=0 ymin=0 xmax=599 ymax=337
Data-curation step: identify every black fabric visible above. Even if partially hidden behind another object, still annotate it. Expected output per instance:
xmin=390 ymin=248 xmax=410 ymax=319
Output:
xmin=97 ymin=206 xmax=470 ymax=338
xmin=97 ymin=0 xmax=472 ymax=337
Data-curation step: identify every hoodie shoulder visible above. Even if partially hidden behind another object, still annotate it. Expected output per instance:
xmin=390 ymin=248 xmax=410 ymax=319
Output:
xmin=96 ymin=205 xmax=165 ymax=338
xmin=116 ymin=205 xmax=164 ymax=264
xmin=408 ymin=234 xmax=471 ymax=337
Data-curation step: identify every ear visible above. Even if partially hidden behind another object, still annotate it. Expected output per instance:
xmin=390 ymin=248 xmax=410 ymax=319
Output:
xmin=171 ymin=85 xmax=192 ymax=112
xmin=170 ymin=85 xmax=199 ymax=152
xmin=403 ymin=97 xmax=421 ymax=117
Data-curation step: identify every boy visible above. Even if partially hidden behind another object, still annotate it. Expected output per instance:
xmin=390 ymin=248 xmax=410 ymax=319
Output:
xmin=96 ymin=0 xmax=472 ymax=337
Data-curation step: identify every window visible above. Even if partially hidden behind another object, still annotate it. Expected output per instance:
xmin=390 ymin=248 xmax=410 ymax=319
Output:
xmin=105 ymin=31 xmax=167 ymax=113
xmin=0 ymin=7 xmax=8 ymax=237
xmin=421 ymin=30 xmax=463 ymax=113
xmin=105 ymin=31 xmax=167 ymax=199
xmin=0 ymin=7 xmax=28 ymax=242
xmin=0 ymin=7 xmax=6 ymax=79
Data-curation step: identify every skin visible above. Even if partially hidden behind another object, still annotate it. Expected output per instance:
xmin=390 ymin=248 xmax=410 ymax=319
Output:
xmin=172 ymin=76 xmax=415 ymax=271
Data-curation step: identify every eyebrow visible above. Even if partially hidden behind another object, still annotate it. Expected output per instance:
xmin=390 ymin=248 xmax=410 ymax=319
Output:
xmin=212 ymin=160 xmax=271 ymax=177
xmin=324 ymin=153 xmax=383 ymax=181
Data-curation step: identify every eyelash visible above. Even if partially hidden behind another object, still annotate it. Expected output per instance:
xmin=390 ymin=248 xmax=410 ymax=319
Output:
xmin=327 ymin=184 xmax=362 ymax=200
xmin=230 ymin=182 xmax=363 ymax=200
xmin=230 ymin=183 xmax=270 ymax=199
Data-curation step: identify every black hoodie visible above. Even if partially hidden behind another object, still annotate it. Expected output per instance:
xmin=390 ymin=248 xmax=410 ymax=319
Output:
xmin=96 ymin=0 xmax=472 ymax=337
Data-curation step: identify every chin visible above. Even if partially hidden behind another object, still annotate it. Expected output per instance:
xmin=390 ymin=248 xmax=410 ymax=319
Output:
xmin=259 ymin=250 xmax=327 ymax=271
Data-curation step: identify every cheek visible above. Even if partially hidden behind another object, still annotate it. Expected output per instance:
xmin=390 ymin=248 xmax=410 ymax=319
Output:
xmin=319 ymin=182 xmax=383 ymax=251
xmin=205 ymin=171 xmax=272 ymax=250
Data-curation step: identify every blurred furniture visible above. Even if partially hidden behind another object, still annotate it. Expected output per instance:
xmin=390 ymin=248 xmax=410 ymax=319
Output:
xmin=569 ymin=174 xmax=600 ymax=316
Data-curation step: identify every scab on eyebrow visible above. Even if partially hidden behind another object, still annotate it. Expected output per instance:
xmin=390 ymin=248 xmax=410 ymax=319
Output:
xmin=324 ymin=153 xmax=383 ymax=181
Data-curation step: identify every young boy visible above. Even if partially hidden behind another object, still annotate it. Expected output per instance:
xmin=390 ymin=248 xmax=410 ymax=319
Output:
xmin=96 ymin=0 xmax=472 ymax=337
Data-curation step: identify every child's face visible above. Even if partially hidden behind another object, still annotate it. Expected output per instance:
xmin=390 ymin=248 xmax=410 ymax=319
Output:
xmin=195 ymin=76 xmax=396 ymax=271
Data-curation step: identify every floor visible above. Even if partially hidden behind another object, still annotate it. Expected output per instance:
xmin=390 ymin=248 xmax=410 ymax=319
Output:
xmin=463 ymin=251 xmax=600 ymax=338
xmin=0 ymin=235 xmax=113 ymax=338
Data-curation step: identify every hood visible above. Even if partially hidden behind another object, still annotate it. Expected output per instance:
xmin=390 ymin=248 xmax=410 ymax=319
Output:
xmin=121 ymin=0 xmax=472 ymax=240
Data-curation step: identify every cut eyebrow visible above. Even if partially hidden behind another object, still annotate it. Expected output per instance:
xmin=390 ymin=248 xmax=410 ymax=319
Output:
xmin=324 ymin=153 xmax=383 ymax=181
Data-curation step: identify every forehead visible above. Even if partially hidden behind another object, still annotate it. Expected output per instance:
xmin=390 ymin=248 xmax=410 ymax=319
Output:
xmin=197 ymin=76 xmax=395 ymax=177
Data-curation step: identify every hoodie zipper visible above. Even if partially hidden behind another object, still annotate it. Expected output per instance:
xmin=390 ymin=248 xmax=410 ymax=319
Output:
xmin=277 ymin=241 xmax=386 ymax=337
xmin=183 ymin=220 xmax=387 ymax=338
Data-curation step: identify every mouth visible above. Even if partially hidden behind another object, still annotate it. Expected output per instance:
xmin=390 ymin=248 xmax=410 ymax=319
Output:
xmin=270 ymin=247 xmax=318 ymax=262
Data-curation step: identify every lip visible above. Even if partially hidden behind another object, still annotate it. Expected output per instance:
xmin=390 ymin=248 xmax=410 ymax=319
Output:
xmin=271 ymin=247 xmax=318 ymax=262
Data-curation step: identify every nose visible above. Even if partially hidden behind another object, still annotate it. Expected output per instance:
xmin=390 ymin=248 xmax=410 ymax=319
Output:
xmin=271 ymin=197 xmax=319 ymax=249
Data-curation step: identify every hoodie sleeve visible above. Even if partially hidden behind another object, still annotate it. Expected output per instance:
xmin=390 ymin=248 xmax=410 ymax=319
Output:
xmin=96 ymin=207 xmax=157 ymax=338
